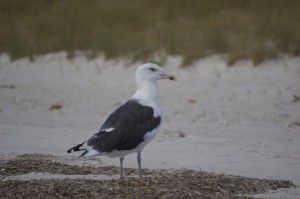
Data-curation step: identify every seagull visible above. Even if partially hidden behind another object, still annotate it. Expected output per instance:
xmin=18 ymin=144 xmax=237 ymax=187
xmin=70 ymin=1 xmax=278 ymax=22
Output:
xmin=67 ymin=63 xmax=176 ymax=179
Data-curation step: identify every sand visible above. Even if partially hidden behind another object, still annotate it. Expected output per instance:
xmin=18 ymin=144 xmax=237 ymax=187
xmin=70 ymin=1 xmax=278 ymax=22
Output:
xmin=0 ymin=53 xmax=299 ymax=198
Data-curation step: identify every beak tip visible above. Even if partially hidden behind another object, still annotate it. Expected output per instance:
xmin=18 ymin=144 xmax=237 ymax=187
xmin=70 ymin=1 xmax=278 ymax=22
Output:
xmin=169 ymin=75 xmax=177 ymax=81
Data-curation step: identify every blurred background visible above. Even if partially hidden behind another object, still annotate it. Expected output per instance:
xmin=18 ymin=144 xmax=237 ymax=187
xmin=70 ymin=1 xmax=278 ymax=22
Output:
xmin=1 ymin=0 xmax=300 ymax=66
xmin=1 ymin=2 xmax=300 ymax=196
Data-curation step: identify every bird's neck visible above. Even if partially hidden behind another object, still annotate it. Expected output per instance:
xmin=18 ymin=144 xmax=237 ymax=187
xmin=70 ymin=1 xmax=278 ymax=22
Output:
xmin=132 ymin=80 xmax=160 ymax=105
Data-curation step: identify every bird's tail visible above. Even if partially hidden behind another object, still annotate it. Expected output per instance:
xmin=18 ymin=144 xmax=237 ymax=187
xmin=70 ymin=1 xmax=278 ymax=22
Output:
xmin=67 ymin=142 xmax=88 ymax=157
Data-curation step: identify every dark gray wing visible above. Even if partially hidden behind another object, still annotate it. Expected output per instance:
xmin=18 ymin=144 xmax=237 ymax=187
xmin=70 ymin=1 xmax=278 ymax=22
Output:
xmin=87 ymin=99 xmax=161 ymax=152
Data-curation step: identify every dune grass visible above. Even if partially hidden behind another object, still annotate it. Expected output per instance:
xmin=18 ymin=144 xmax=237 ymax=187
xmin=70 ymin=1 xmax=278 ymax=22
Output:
xmin=1 ymin=0 xmax=300 ymax=65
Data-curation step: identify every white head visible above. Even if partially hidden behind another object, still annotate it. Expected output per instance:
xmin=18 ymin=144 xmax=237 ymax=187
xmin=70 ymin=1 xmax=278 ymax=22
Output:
xmin=132 ymin=63 xmax=176 ymax=115
xmin=135 ymin=63 xmax=176 ymax=84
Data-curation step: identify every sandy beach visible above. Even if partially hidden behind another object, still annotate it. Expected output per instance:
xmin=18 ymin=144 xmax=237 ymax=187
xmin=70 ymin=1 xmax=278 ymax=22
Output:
xmin=0 ymin=53 xmax=299 ymax=198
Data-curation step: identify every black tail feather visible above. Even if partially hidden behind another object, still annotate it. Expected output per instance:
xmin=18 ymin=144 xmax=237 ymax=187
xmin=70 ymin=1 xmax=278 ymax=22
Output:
xmin=67 ymin=142 xmax=85 ymax=153
xmin=78 ymin=150 xmax=88 ymax=158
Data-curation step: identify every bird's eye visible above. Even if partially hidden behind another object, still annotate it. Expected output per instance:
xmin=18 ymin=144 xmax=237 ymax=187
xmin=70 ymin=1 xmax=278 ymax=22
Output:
xmin=149 ymin=68 xmax=157 ymax=72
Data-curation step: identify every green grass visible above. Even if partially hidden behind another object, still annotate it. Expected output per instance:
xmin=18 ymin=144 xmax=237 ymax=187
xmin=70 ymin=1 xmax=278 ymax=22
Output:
xmin=1 ymin=0 xmax=300 ymax=65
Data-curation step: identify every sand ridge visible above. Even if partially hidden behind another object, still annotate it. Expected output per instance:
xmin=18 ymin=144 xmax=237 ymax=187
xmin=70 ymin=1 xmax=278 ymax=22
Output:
xmin=0 ymin=53 xmax=300 ymax=198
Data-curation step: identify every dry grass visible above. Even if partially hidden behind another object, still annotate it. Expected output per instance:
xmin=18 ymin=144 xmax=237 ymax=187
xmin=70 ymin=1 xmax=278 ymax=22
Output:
xmin=0 ymin=154 xmax=295 ymax=198
xmin=1 ymin=0 xmax=300 ymax=65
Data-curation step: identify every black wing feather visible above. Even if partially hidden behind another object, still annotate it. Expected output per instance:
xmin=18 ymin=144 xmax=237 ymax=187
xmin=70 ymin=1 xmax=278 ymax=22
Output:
xmin=87 ymin=100 xmax=161 ymax=152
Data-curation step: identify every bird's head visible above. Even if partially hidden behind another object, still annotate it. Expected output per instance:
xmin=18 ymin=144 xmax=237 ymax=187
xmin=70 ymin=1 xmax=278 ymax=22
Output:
xmin=135 ymin=63 xmax=177 ymax=83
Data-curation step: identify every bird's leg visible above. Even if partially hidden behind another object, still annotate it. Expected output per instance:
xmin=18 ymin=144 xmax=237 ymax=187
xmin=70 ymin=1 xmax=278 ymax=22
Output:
xmin=137 ymin=152 xmax=142 ymax=177
xmin=119 ymin=157 xmax=125 ymax=179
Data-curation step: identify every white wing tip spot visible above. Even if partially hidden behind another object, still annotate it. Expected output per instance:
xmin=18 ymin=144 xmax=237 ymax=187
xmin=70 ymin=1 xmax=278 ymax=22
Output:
xmin=102 ymin=127 xmax=115 ymax=133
